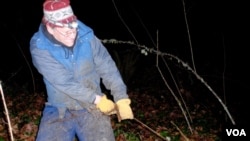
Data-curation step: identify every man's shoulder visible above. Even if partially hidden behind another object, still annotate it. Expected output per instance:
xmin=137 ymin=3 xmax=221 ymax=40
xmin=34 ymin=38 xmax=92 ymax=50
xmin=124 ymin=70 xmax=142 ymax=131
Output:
xmin=30 ymin=31 xmax=50 ymax=50
xmin=77 ymin=20 xmax=94 ymax=38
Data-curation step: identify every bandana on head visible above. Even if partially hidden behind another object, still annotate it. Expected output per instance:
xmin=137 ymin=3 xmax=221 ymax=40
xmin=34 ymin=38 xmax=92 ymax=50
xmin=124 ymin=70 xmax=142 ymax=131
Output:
xmin=43 ymin=0 xmax=78 ymax=28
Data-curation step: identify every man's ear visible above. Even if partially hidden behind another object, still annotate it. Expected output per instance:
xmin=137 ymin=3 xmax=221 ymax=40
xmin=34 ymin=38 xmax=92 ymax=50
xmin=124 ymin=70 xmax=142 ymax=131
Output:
xmin=46 ymin=24 xmax=54 ymax=35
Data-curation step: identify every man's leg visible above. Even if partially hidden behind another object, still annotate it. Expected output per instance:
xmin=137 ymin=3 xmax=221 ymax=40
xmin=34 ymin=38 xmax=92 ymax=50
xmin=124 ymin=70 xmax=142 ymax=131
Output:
xmin=74 ymin=108 xmax=115 ymax=141
xmin=36 ymin=106 xmax=75 ymax=141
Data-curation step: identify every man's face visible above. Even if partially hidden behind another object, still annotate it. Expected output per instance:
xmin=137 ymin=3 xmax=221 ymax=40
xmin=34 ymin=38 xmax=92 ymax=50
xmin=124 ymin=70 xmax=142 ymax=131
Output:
xmin=51 ymin=26 xmax=77 ymax=47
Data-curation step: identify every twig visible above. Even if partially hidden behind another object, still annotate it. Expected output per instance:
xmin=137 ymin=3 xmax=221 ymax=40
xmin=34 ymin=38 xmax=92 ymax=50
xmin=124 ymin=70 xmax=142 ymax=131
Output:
xmin=171 ymin=121 xmax=190 ymax=141
xmin=133 ymin=117 xmax=168 ymax=141
xmin=0 ymin=81 xmax=14 ymax=141
xmin=155 ymin=31 xmax=193 ymax=134
xmin=114 ymin=104 xmax=167 ymax=140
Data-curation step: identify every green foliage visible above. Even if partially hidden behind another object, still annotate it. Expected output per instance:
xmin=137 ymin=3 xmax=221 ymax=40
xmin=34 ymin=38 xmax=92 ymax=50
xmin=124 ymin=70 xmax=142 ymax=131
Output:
xmin=160 ymin=130 xmax=169 ymax=138
xmin=19 ymin=114 xmax=32 ymax=127
xmin=136 ymin=110 xmax=145 ymax=119
xmin=114 ymin=127 xmax=140 ymax=141
xmin=171 ymin=135 xmax=181 ymax=141
xmin=34 ymin=116 xmax=41 ymax=125
xmin=123 ymin=132 xmax=140 ymax=141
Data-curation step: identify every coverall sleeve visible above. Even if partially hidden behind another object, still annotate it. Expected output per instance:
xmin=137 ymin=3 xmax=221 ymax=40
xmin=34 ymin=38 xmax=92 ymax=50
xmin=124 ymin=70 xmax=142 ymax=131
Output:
xmin=30 ymin=44 xmax=97 ymax=104
xmin=90 ymin=36 xmax=128 ymax=102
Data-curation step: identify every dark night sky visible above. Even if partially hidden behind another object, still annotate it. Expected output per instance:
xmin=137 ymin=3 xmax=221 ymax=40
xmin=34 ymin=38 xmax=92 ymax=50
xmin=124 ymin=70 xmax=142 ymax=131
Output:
xmin=1 ymin=0 xmax=249 ymax=129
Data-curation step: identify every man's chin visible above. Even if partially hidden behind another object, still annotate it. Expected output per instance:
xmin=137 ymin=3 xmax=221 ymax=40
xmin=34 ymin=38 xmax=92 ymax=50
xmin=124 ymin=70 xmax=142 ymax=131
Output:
xmin=64 ymin=42 xmax=75 ymax=47
xmin=66 ymin=44 xmax=74 ymax=47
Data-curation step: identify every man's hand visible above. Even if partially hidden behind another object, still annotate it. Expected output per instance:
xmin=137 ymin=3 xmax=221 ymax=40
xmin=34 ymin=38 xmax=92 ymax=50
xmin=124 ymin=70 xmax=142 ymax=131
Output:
xmin=116 ymin=98 xmax=134 ymax=122
xmin=96 ymin=95 xmax=115 ymax=114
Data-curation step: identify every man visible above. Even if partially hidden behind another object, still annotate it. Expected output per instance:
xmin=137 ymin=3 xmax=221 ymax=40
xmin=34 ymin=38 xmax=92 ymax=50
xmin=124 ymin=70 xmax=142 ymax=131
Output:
xmin=30 ymin=0 xmax=134 ymax=140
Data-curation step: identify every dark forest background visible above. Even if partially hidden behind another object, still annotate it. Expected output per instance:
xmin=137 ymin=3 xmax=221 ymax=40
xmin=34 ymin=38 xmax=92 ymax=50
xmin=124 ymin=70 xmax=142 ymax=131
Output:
xmin=0 ymin=0 xmax=249 ymax=140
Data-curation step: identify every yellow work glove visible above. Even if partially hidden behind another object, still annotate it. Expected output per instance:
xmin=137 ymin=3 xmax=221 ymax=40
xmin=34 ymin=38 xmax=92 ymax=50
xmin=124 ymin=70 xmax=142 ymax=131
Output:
xmin=96 ymin=95 xmax=115 ymax=114
xmin=116 ymin=98 xmax=134 ymax=122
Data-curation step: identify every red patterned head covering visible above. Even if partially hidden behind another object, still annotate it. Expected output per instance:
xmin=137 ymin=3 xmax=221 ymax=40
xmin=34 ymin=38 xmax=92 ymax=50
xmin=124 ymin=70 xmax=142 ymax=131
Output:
xmin=42 ymin=0 xmax=78 ymax=28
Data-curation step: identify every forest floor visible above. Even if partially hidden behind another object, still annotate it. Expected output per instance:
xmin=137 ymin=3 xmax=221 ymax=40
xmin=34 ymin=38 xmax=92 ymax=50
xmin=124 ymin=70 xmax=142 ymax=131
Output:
xmin=0 ymin=85 xmax=228 ymax=141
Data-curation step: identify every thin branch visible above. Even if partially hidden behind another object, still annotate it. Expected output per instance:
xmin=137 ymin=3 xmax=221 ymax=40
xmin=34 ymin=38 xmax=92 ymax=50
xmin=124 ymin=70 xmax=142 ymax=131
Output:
xmin=102 ymin=39 xmax=236 ymax=125
xmin=111 ymin=0 xmax=139 ymax=46
xmin=182 ymin=0 xmax=196 ymax=72
xmin=171 ymin=121 xmax=190 ymax=141
xmin=0 ymin=81 xmax=14 ymax=141
xmin=134 ymin=118 xmax=168 ymax=141
xmin=156 ymin=32 xmax=193 ymax=133
xmin=157 ymin=66 xmax=193 ymax=134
